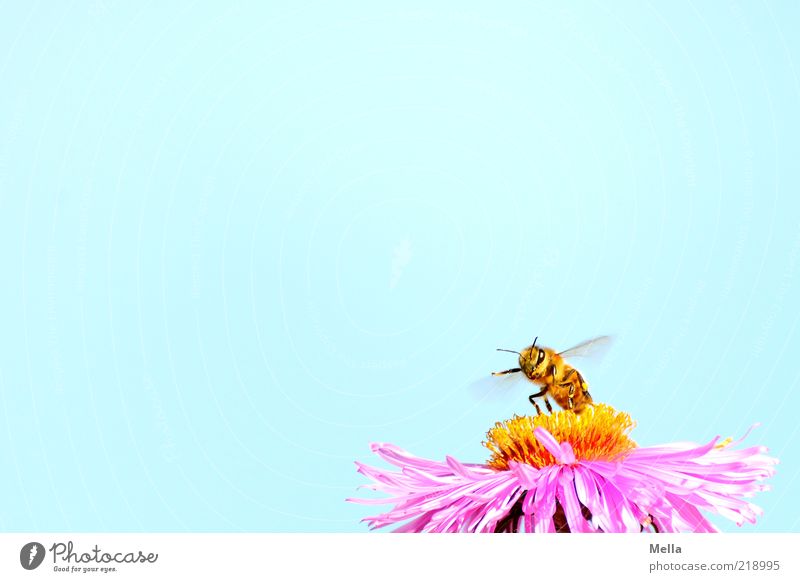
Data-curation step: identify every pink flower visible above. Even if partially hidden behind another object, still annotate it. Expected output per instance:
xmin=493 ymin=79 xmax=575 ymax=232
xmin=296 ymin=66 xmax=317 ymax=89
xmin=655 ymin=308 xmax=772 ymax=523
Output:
xmin=349 ymin=405 xmax=777 ymax=533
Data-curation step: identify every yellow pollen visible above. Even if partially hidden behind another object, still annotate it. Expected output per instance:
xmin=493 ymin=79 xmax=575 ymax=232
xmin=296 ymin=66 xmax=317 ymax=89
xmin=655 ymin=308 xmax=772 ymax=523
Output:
xmin=714 ymin=437 xmax=733 ymax=449
xmin=484 ymin=403 xmax=637 ymax=470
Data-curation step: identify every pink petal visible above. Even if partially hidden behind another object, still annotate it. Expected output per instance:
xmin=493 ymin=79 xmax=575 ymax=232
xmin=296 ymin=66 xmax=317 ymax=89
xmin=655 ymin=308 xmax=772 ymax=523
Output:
xmin=558 ymin=467 xmax=594 ymax=532
xmin=352 ymin=425 xmax=777 ymax=533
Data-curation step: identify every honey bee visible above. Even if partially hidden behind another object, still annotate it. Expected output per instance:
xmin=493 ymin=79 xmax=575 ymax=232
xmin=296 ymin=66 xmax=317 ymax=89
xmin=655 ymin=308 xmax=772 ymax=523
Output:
xmin=492 ymin=336 xmax=612 ymax=415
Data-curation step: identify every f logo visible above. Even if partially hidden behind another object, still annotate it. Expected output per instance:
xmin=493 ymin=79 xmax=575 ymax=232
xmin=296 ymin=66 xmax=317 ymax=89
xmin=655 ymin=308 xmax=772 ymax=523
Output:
xmin=20 ymin=542 xmax=45 ymax=570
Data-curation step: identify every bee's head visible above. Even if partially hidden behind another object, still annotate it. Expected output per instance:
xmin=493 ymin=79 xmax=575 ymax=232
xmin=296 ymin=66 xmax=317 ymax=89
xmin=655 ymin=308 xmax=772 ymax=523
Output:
xmin=521 ymin=336 xmax=549 ymax=374
xmin=493 ymin=337 xmax=549 ymax=378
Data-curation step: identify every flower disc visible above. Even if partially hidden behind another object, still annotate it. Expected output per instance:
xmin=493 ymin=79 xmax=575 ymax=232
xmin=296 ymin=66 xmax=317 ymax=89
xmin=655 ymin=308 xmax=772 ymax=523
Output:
xmin=484 ymin=403 xmax=636 ymax=470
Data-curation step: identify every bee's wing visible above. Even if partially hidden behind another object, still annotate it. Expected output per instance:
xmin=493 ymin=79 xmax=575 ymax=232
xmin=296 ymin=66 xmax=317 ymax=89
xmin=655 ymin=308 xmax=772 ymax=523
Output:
xmin=558 ymin=335 xmax=614 ymax=360
xmin=467 ymin=372 xmax=529 ymax=402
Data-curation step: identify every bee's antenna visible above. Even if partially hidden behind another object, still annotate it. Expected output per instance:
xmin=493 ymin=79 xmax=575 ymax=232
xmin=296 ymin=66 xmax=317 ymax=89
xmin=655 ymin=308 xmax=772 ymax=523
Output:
xmin=528 ymin=336 xmax=539 ymax=358
xmin=496 ymin=348 xmax=521 ymax=355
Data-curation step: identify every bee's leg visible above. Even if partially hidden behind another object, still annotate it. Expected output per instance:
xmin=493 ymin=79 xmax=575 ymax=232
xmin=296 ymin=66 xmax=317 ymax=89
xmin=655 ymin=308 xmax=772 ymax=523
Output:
xmin=528 ymin=388 xmax=548 ymax=415
xmin=558 ymin=369 xmax=585 ymax=410
xmin=579 ymin=374 xmax=591 ymax=400
xmin=527 ymin=395 xmax=543 ymax=416
xmin=542 ymin=394 xmax=553 ymax=414
xmin=492 ymin=367 xmax=521 ymax=376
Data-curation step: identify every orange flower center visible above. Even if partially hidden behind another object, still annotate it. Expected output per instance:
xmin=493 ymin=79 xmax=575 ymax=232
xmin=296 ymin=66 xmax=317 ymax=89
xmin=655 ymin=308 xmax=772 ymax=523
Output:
xmin=484 ymin=403 xmax=637 ymax=470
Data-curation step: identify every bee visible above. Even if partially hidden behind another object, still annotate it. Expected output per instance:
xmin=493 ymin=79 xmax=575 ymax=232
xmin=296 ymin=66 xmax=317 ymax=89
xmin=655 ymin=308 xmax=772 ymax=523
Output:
xmin=492 ymin=336 xmax=612 ymax=415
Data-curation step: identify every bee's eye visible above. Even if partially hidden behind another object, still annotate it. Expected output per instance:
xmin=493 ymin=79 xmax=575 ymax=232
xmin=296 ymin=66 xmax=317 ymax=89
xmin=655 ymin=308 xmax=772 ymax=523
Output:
xmin=537 ymin=349 xmax=545 ymax=364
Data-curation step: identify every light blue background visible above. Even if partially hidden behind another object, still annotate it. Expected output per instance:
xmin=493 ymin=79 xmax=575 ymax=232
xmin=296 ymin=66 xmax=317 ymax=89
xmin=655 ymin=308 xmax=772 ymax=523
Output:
xmin=1 ymin=1 xmax=798 ymax=532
